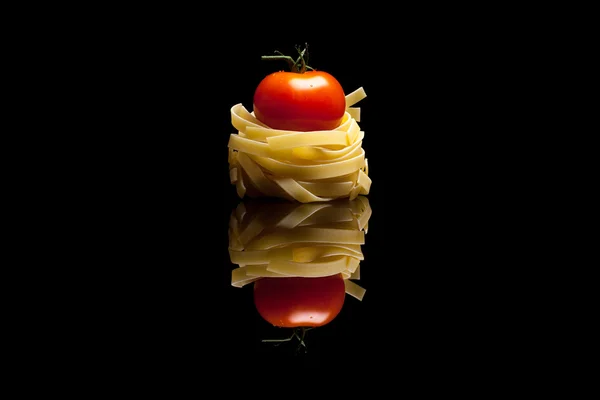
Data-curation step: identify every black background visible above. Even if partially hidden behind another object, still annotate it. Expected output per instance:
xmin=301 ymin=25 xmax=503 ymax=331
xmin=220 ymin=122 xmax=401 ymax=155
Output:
xmin=85 ymin=9 xmax=526 ymax=377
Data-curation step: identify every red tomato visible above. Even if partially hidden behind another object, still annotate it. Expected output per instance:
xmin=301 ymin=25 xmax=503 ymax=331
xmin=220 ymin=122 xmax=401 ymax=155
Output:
xmin=253 ymin=273 xmax=346 ymax=328
xmin=253 ymin=70 xmax=346 ymax=132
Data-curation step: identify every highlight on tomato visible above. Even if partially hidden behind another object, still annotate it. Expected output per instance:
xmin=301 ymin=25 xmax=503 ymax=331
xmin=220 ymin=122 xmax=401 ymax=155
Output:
xmin=253 ymin=45 xmax=347 ymax=132
xmin=253 ymin=273 xmax=346 ymax=329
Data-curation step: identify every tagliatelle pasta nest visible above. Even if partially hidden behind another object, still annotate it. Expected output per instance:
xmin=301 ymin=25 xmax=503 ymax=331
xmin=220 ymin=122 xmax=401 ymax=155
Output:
xmin=228 ymin=87 xmax=371 ymax=203
xmin=228 ymin=196 xmax=371 ymax=300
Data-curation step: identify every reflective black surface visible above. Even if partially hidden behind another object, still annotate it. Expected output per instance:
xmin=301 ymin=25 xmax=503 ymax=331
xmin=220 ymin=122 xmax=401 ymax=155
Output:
xmin=97 ymin=33 xmax=513 ymax=370
xmin=129 ymin=45 xmax=438 ymax=365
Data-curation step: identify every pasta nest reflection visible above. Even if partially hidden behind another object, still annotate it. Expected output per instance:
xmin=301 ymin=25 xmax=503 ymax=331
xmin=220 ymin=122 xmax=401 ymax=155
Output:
xmin=228 ymin=196 xmax=372 ymax=300
xmin=227 ymin=88 xmax=371 ymax=203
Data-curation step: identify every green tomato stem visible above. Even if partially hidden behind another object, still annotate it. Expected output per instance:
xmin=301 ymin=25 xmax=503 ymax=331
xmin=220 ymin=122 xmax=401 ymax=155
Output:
xmin=261 ymin=45 xmax=314 ymax=73
xmin=260 ymin=55 xmax=298 ymax=72
xmin=261 ymin=331 xmax=295 ymax=343
xmin=261 ymin=327 xmax=313 ymax=350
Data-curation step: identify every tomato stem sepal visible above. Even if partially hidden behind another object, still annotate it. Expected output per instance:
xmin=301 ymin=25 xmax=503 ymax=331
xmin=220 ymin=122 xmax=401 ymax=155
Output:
xmin=261 ymin=327 xmax=314 ymax=352
xmin=261 ymin=44 xmax=314 ymax=73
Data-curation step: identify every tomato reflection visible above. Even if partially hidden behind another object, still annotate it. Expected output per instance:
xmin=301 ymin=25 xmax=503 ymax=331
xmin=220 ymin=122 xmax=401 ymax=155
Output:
xmin=254 ymin=274 xmax=345 ymax=328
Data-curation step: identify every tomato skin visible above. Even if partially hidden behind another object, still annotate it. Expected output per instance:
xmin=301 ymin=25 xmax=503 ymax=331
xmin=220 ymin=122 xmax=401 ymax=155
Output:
xmin=253 ymin=274 xmax=346 ymax=328
xmin=253 ymin=70 xmax=346 ymax=132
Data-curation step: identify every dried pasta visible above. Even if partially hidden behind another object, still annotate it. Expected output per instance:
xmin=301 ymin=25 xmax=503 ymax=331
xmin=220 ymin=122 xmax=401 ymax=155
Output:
xmin=228 ymin=87 xmax=371 ymax=203
xmin=228 ymin=196 xmax=371 ymax=300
